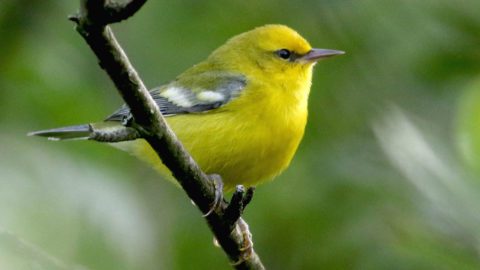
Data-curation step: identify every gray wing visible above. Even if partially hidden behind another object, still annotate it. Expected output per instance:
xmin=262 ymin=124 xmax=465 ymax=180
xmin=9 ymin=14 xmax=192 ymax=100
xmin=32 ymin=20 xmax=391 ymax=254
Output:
xmin=105 ymin=72 xmax=246 ymax=122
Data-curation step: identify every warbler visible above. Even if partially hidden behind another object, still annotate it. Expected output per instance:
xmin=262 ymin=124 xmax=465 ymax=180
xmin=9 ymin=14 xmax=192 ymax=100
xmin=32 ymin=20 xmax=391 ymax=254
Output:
xmin=30 ymin=24 xmax=344 ymax=191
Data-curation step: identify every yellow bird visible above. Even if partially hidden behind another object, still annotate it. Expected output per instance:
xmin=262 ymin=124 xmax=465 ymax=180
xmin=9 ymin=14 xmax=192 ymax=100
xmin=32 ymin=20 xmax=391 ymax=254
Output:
xmin=30 ymin=24 xmax=344 ymax=191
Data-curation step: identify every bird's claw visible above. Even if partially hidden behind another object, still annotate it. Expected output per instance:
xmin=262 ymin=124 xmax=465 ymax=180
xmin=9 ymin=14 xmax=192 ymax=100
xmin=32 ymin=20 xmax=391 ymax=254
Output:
xmin=202 ymin=174 xmax=224 ymax=217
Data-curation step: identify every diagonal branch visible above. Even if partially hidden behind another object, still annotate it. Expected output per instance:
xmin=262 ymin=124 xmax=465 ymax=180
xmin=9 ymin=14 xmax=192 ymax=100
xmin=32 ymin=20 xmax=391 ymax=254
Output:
xmin=69 ymin=0 xmax=265 ymax=269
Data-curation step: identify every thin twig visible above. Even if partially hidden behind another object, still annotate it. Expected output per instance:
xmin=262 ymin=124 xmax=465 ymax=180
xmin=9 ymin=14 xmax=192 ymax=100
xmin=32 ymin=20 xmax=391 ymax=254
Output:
xmin=89 ymin=124 xmax=140 ymax=142
xmin=69 ymin=0 xmax=265 ymax=269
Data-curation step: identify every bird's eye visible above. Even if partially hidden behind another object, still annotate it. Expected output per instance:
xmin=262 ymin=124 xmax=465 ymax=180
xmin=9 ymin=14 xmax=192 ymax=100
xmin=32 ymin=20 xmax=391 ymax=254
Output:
xmin=276 ymin=49 xmax=291 ymax=60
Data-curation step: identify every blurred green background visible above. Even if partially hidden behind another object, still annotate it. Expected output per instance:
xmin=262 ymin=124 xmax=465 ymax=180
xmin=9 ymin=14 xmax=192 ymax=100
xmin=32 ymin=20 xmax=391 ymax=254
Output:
xmin=1 ymin=0 xmax=480 ymax=269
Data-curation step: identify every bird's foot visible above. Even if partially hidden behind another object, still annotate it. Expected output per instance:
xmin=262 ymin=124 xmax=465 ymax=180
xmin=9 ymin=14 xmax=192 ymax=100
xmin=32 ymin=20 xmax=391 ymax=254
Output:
xmin=203 ymin=174 xmax=224 ymax=217
xmin=223 ymin=186 xmax=255 ymax=265
xmin=224 ymin=185 xmax=255 ymax=225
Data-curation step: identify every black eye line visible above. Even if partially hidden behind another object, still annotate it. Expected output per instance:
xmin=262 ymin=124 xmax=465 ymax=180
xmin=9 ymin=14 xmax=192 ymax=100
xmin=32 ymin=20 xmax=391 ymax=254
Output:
xmin=275 ymin=49 xmax=299 ymax=62
xmin=289 ymin=52 xmax=300 ymax=62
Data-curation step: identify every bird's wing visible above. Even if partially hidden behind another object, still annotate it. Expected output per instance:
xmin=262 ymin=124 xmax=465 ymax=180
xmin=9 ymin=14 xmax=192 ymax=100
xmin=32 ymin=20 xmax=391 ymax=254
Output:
xmin=105 ymin=71 xmax=246 ymax=122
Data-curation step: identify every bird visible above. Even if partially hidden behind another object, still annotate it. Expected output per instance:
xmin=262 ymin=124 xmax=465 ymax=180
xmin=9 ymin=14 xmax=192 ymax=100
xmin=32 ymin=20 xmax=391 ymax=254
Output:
xmin=29 ymin=24 xmax=344 ymax=191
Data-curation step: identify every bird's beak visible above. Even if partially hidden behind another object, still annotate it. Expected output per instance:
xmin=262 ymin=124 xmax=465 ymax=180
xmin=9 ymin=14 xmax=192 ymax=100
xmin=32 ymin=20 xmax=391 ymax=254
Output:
xmin=300 ymin=48 xmax=345 ymax=62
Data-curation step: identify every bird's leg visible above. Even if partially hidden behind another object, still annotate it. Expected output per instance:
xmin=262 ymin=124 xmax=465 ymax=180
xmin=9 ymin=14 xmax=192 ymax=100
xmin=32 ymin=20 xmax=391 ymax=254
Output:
xmin=224 ymin=186 xmax=255 ymax=226
xmin=242 ymin=187 xmax=255 ymax=208
xmin=210 ymin=185 xmax=256 ymax=259
xmin=206 ymin=182 xmax=256 ymax=263
xmin=221 ymin=186 xmax=255 ymax=265
xmin=202 ymin=174 xmax=224 ymax=217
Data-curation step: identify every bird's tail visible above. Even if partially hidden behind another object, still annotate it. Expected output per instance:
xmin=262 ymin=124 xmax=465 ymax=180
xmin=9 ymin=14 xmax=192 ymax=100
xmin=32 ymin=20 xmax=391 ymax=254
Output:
xmin=28 ymin=124 xmax=92 ymax=141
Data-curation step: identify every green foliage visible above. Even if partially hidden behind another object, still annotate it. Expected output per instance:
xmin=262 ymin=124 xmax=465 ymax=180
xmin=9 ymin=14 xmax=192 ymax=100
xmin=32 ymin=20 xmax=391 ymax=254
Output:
xmin=457 ymin=78 xmax=480 ymax=174
xmin=1 ymin=0 xmax=480 ymax=269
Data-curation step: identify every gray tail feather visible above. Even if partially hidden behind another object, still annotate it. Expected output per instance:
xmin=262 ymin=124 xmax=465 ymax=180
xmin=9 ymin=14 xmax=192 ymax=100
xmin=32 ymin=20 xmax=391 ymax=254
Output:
xmin=28 ymin=124 xmax=92 ymax=141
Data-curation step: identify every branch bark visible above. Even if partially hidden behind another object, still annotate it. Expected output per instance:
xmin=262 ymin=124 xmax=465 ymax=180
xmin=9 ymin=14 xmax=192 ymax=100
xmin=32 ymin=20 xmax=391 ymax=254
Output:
xmin=69 ymin=0 xmax=265 ymax=269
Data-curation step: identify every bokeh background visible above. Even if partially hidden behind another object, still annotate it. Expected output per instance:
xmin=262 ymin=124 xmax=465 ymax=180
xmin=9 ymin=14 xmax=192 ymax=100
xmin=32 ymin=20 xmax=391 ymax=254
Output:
xmin=1 ymin=0 xmax=480 ymax=269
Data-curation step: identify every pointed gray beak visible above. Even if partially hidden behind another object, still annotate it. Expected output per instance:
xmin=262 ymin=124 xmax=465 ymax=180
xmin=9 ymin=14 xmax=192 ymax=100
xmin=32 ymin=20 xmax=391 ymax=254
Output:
xmin=300 ymin=48 xmax=345 ymax=62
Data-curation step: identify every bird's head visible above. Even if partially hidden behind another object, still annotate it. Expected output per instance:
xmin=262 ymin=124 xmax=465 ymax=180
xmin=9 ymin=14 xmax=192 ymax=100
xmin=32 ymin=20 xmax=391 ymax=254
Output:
xmin=208 ymin=24 xmax=344 ymax=79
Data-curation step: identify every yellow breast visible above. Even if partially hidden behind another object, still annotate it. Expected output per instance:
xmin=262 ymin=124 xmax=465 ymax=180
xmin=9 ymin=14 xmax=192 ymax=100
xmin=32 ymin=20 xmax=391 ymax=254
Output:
xmin=114 ymin=70 xmax=311 ymax=191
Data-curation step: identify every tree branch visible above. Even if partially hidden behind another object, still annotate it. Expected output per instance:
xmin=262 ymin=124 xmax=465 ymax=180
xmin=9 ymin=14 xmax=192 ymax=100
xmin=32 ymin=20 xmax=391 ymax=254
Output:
xmin=69 ymin=0 xmax=265 ymax=269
